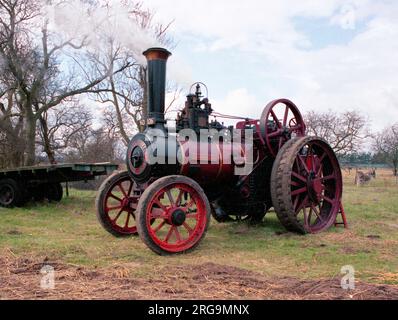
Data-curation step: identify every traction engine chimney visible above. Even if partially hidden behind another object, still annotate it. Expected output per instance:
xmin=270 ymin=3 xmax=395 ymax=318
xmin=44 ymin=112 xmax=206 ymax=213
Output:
xmin=143 ymin=47 xmax=172 ymax=128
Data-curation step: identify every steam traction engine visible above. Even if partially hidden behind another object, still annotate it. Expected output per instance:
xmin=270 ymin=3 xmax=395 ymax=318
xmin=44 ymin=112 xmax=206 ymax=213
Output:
xmin=96 ymin=48 xmax=343 ymax=255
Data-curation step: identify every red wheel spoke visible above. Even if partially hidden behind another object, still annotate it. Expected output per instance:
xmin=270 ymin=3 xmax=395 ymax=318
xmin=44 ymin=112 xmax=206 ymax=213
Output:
xmin=291 ymin=180 xmax=301 ymax=187
xmin=312 ymin=205 xmax=323 ymax=222
xmin=268 ymin=130 xmax=281 ymax=138
xmin=109 ymin=193 xmax=122 ymax=202
xmin=175 ymin=190 xmax=184 ymax=207
xmin=308 ymin=151 xmax=316 ymax=171
xmin=270 ymin=110 xmax=282 ymax=128
xmin=150 ymin=207 xmax=167 ymax=219
xmin=292 ymin=187 xmax=307 ymax=196
xmin=183 ymin=222 xmax=194 ymax=236
xmin=186 ymin=213 xmax=199 ymax=220
xmin=118 ymin=184 xmax=128 ymax=197
xmin=154 ymin=198 xmax=168 ymax=211
xmin=299 ymin=156 xmax=310 ymax=173
xmin=165 ymin=226 xmax=175 ymax=243
xmin=317 ymin=163 xmax=324 ymax=176
xmin=295 ymin=196 xmax=309 ymax=215
xmin=322 ymin=174 xmax=336 ymax=182
xmin=186 ymin=199 xmax=195 ymax=209
xmin=174 ymin=227 xmax=183 ymax=243
xmin=319 ymin=153 xmax=327 ymax=163
xmin=166 ymin=190 xmax=175 ymax=206
xmin=283 ymin=106 xmax=289 ymax=127
xmin=292 ymin=171 xmax=307 ymax=183
xmin=112 ymin=209 xmax=124 ymax=223
xmin=128 ymin=181 xmax=133 ymax=196
xmin=322 ymin=195 xmax=335 ymax=204
xmin=153 ymin=220 xmax=167 ymax=234
xmin=124 ymin=212 xmax=131 ymax=228
xmin=107 ymin=205 xmax=123 ymax=212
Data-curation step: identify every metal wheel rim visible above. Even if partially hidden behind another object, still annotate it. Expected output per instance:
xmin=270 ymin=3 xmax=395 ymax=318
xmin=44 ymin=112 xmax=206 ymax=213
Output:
xmin=103 ymin=177 xmax=140 ymax=235
xmin=290 ymin=140 xmax=342 ymax=233
xmin=146 ymin=183 xmax=208 ymax=253
xmin=260 ymin=99 xmax=306 ymax=157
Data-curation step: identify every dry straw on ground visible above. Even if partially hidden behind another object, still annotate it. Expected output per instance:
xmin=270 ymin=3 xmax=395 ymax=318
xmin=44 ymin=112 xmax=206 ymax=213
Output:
xmin=1 ymin=251 xmax=397 ymax=300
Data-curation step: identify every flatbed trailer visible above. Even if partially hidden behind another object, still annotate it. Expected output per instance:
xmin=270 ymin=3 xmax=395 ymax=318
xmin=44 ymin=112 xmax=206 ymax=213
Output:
xmin=0 ymin=163 xmax=119 ymax=207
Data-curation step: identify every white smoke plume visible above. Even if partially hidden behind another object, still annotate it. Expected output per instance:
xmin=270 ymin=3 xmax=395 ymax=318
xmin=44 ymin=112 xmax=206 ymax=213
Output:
xmin=43 ymin=0 xmax=162 ymax=64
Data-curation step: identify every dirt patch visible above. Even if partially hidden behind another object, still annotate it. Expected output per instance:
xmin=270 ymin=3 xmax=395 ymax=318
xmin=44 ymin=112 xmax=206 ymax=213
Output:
xmin=0 ymin=254 xmax=397 ymax=300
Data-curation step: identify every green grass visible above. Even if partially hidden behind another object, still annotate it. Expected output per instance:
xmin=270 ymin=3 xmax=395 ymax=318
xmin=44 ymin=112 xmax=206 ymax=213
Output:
xmin=0 ymin=172 xmax=397 ymax=285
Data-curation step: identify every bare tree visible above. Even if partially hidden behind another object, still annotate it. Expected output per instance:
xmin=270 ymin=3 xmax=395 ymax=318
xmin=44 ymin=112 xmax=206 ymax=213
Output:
xmin=0 ymin=0 xmax=133 ymax=165
xmin=88 ymin=0 xmax=176 ymax=145
xmin=65 ymin=125 xmax=124 ymax=164
xmin=36 ymin=99 xmax=93 ymax=163
xmin=373 ymin=123 xmax=398 ymax=176
xmin=0 ymin=87 xmax=25 ymax=168
xmin=304 ymin=110 xmax=369 ymax=156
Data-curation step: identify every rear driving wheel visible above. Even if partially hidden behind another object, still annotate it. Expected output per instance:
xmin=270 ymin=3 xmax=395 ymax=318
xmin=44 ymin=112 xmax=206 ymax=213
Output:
xmin=136 ymin=176 xmax=211 ymax=255
xmin=271 ymin=137 xmax=343 ymax=234
xmin=96 ymin=171 xmax=144 ymax=237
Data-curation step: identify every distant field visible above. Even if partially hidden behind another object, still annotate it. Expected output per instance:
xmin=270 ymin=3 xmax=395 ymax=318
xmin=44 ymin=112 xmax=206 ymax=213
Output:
xmin=0 ymin=169 xmax=397 ymax=299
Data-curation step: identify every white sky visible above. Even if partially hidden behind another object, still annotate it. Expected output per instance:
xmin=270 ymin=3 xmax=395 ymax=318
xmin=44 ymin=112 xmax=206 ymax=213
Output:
xmin=140 ymin=0 xmax=398 ymax=132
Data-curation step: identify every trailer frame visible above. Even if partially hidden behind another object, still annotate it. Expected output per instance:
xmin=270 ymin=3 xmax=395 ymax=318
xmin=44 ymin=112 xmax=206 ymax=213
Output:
xmin=0 ymin=163 xmax=118 ymax=207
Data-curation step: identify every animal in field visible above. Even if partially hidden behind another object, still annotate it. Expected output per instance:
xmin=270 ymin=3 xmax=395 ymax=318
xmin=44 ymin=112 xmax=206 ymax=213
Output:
xmin=355 ymin=169 xmax=376 ymax=186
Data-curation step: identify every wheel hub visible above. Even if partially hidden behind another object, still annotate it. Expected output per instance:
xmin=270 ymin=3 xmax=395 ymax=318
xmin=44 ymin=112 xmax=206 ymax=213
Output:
xmin=0 ymin=186 xmax=13 ymax=205
xmin=131 ymin=147 xmax=144 ymax=169
xmin=121 ymin=197 xmax=137 ymax=211
xmin=170 ymin=209 xmax=187 ymax=226
xmin=307 ymin=172 xmax=323 ymax=203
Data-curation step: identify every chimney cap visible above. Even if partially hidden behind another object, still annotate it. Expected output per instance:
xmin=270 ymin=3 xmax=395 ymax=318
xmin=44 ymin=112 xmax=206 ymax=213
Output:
xmin=143 ymin=47 xmax=172 ymax=61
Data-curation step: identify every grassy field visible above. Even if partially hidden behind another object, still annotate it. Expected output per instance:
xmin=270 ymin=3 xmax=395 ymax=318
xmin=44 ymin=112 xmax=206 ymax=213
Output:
xmin=0 ymin=169 xmax=397 ymax=299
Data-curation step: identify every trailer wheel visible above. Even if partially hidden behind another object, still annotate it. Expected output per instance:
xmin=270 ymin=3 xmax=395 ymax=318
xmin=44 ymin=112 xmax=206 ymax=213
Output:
xmin=271 ymin=137 xmax=343 ymax=234
xmin=0 ymin=179 xmax=26 ymax=208
xmin=46 ymin=183 xmax=63 ymax=202
xmin=31 ymin=188 xmax=46 ymax=202
xmin=136 ymin=176 xmax=211 ymax=255
xmin=96 ymin=171 xmax=144 ymax=237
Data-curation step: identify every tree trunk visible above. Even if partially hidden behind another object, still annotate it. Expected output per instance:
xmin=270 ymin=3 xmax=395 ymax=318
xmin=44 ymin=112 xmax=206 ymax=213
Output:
xmin=34 ymin=102 xmax=56 ymax=164
xmin=24 ymin=109 xmax=37 ymax=166
xmin=39 ymin=114 xmax=56 ymax=164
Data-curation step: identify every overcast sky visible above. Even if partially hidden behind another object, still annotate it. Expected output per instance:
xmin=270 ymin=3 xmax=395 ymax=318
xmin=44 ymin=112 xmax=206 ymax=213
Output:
xmin=140 ymin=0 xmax=398 ymax=131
